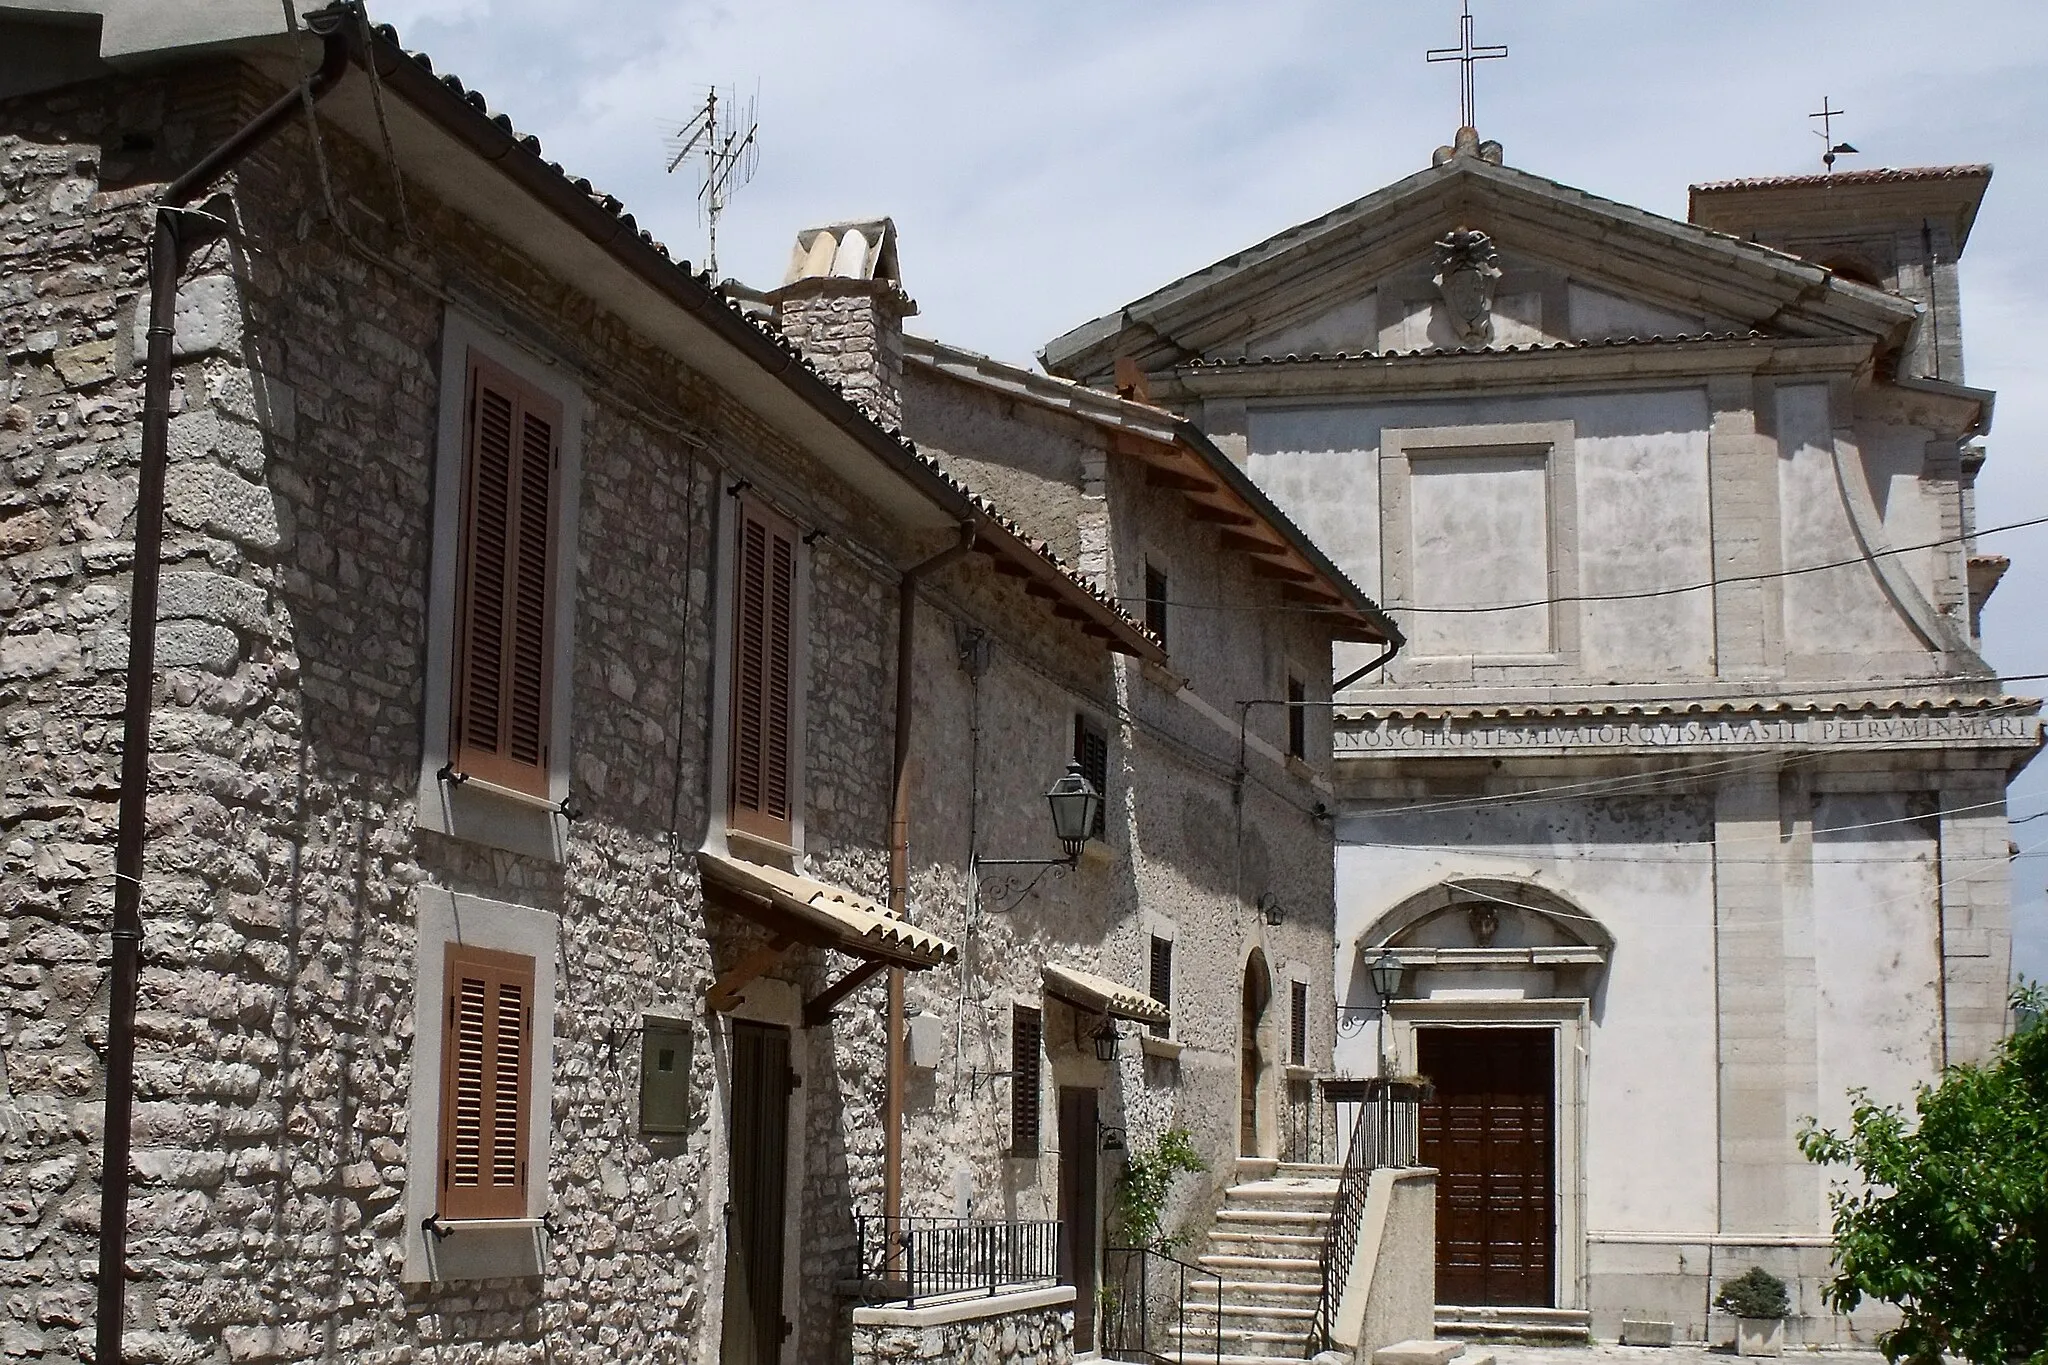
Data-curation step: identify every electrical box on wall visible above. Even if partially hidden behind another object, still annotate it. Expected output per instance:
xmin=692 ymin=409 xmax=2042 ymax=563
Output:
xmin=640 ymin=1017 xmax=692 ymax=1135
xmin=905 ymin=1011 xmax=943 ymax=1070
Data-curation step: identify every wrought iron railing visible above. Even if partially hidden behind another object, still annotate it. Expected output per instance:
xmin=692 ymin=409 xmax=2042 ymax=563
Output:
xmin=851 ymin=1215 xmax=1061 ymax=1305
xmin=1282 ymin=1075 xmax=1380 ymax=1166
xmin=1101 ymin=1244 xmax=1217 ymax=1363
xmin=1308 ymin=1080 xmax=1428 ymax=1352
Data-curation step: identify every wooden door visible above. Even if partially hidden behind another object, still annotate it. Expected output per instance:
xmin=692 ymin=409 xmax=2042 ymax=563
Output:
xmin=1417 ymin=1028 xmax=1554 ymax=1308
xmin=1057 ymin=1087 xmax=1100 ymax=1353
xmin=1240 ymin=952 xmax=1270 ymax=1156
xmin=722 ymin=1021 xmax=793 ymax=1365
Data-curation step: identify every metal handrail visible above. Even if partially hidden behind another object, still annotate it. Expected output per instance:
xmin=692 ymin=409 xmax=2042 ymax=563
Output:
xmin=1101 ymin=1244 xmax=1218 ymax=1363
xmin=1308 ymin=1082 xmax=1427 ymax=1352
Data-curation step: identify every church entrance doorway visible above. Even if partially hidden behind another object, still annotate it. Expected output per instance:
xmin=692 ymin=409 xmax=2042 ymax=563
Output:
xmin=1417 ymin=1027 xmax=1554 ymax=1308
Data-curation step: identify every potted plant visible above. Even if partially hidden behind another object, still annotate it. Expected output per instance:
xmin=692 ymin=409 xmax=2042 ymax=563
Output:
xmin=1715 ymin=1266 xmax=1792 ymax=1356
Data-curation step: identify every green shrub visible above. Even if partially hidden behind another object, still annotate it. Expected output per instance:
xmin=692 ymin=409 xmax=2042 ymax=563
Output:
xmin=1715 ymin=1266 xmax=1792 ymax=1320
xmin=1109 ymin=1126 xmax=1207 ymax=1251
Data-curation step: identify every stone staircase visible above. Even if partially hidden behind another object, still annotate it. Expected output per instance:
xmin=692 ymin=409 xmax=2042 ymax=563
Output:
xmin=1170 ymin=1161 xmax=1340 ymax=1364
xmin=1435 ymin=1305 xmax=1591 ymax=1343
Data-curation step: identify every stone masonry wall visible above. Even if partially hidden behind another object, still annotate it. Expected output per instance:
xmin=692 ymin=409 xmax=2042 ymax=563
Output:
xmin=0 ymin=60 xmax=945 ymax=1365
xmin=849 ymin=1296 xmax=1073 ymax=1365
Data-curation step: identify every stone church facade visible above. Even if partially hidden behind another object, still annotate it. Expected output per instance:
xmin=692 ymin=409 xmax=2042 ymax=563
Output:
xmin=1043 ymin=133 xmax=2038 ymax=1343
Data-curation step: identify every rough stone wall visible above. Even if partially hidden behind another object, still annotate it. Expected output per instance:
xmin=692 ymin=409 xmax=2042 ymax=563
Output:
xmin=849 ymin=1298 xmax=1073 ymax=1365
xmin=0 ymin=61 xmax=931 ymax=1365
xmin=773 ymin=282 xmax=910 ymax=431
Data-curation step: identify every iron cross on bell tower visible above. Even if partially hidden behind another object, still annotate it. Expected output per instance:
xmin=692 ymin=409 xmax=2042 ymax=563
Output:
xmin=1427 ymin=0 xmax=1508 ymax=134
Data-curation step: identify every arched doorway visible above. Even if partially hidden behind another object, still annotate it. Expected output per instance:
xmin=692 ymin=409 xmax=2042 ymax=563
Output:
xmin=1240 ymin=949 xmax=1271 ymax=1156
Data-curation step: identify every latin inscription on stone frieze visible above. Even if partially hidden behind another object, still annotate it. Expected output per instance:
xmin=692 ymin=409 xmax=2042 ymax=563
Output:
xmin=1335 ymin=711 xmax=2039 ymax=754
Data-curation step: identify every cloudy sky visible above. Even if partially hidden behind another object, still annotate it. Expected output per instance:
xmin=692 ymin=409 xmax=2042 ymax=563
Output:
xmin=367 ymin=0 xmax=2048 ymax=984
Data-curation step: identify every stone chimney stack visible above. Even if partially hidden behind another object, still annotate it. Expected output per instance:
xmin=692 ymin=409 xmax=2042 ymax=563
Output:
xmin=767 ymin=218 xmax=914 ymax=430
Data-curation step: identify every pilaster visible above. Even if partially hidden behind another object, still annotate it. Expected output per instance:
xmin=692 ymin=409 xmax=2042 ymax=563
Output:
xmin=1938 ymin=776 xmax=2015 ymax=1066
xmin=1706 ymin=374 xmax=1781 ymax=677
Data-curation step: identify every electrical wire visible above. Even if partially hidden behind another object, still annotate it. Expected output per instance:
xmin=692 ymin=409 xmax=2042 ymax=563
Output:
xmin=1117 ymin=513 xmax=2048 ymax=619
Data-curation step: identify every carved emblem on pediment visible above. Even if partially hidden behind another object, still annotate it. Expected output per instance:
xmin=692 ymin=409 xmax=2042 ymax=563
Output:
xmin=1433 ymin=227 xmax=1501 ymax=346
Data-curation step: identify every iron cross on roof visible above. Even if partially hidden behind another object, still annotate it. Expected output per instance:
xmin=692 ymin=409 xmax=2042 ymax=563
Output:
xmin=1427 ymin=0 xmax=1508 ymax=133
xmin=1810 ymin=95 xmax=1858 ymax=173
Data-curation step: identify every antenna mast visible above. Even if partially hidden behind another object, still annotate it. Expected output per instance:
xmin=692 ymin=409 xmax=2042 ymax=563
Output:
xmin=664 ymin=85 xmax=759 ymax=278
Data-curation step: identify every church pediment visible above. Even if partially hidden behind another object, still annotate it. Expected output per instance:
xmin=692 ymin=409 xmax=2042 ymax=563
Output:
xmin=1042 ymin=155 xmax=1918 ymax=382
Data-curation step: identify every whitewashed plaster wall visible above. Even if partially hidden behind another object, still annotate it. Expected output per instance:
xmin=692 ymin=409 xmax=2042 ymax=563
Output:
xmin=1333 ymin=797 xmax=1720 ymax=1238
xmin=1247 ymin=389 xmax=1716 ymax=682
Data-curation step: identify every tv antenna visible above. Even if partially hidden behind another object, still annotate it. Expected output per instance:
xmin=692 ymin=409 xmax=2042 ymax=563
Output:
xmin=1810 ymin=96 xmax=1857 ymax=174
xmin=665 ymin=85 xmax=759 ymax=278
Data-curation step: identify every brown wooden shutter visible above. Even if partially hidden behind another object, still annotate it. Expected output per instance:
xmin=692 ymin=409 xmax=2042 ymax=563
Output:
xmin=729 ymin=498 xmax=798 ymax=843
xmin=451 ymin=351 xmax=561 ymax=797
xmin=1148 ymin=936 xmax=1173 ymax=1038
xmin=438 ymin=944 xmax=536 ymax=1220
xmin=1010 ymin=1005 xmax=1042 ymax=1156
xmin=1072 ymin=715 xmax=1108 ymax=839
xmin=1287 ymin=676 xmax=1307 ymax=759
xmin=1290 ymin=979 xmax=1309 ymax=1067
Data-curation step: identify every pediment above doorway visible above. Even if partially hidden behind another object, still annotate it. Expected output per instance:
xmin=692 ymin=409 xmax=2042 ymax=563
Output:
xmin=1358 ymin=877 xmax=1609 ymax=1003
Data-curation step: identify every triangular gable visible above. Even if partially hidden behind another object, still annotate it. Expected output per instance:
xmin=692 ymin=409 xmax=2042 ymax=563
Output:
xmin=1041 ymin=155 xmax=1917 ymax=382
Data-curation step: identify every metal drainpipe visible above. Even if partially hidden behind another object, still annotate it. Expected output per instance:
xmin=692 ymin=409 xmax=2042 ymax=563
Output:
xmin=884 ymin=521 xmax=977 ymax=1230
xmin=97 ymin=16 xmax=353 ymax=1364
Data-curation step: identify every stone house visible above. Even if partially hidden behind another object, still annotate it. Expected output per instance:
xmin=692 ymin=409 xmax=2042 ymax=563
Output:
xmin=0 ymin=10 xmax=1397 ymax=1365
xmin=1041 ymin=126 xmax=2040 ymax=1345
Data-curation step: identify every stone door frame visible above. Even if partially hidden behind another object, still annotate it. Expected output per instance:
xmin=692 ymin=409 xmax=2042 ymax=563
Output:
xmin=1388 ymin=997 xmax=1590 ymax=1312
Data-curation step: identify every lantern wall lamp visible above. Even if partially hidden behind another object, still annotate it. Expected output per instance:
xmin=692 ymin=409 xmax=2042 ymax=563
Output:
xmin=976 ymin=761 xmax=1102 ymax=869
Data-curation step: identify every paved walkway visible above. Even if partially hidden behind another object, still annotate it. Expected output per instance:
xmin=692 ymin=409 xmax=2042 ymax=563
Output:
xmin=1481 ymin=1345 xmax=1889 ymax=1365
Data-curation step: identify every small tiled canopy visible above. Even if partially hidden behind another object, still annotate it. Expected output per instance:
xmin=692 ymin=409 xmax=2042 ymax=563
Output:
xmin=1043 ymin=962 xmax=1170 ymax=1027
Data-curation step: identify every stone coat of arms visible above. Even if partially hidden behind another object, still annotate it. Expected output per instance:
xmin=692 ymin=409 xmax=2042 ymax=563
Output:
xmin=1433 ymin=227 xmax=1502 ymax=346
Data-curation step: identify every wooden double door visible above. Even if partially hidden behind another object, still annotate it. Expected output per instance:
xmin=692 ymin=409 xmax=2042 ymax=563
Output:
xmin=1417 ymin=1027 xmax=1555 ymax=1308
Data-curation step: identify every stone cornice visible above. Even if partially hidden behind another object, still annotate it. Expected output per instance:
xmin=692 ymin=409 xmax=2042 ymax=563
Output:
xmin=1155 ymin=333 xmax=1873 ymax=403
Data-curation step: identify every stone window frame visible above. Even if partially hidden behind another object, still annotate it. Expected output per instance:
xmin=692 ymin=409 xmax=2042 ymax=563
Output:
xmin=1380 ymin=420 xmax=1579 ymax=676
xmin=702 ymin=471 xmax=815 ymax=866
xmin=402 ymin=889 xmax=559 ymax=1283
xmin=416 ymin=310 xmax=585 ymax=862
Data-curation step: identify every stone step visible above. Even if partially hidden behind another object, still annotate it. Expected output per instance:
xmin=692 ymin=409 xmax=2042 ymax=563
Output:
xmin=1436 ymin=1304 xmax=1592 ymax=1341
xmin=1147 ymin=1354 xmax=1298 ymax=1365
xmin=1183 ymin=1300 xmax=1318 ymax=1324
xmin=1170 ymin=1323 xmax=1317 ymax=1354
xmin=1274 ymin=1161 xmax=1342 ymax=1178
xmin=1209 ymin=1229 xmax=1327 ymax=1253
xmin=1197 ymin=1252 xmax=1323 ymax=1284
xmin=1188 ymin=1277 xmax=1321 ymax=1301
xmin=1212 ymin=1203 xmax=1327 ymax=1227
xmin=1372 ymin=1339 xmax=1466 ymax=1365
xmin=1225 ymin=1177 xmax=1340 ymax=1201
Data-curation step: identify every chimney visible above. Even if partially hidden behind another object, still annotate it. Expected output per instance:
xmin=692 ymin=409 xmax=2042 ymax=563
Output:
xmin=767 ymin=218 xmax=914 ymax=430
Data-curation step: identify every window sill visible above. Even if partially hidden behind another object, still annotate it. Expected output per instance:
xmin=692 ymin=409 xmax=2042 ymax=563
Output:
xmin=1283 ymin=754 xmax=1319 ymax=782
xmin=725 ymin=825 xmax=803 ymax=866
xmin=1284 ymin=1064 xmax=1316 ymax=1082
xmin=424 ymin=1215 xmax=547 ymax=1238
xmin=1138 ymin=1035 xmax=1183 ymax=1061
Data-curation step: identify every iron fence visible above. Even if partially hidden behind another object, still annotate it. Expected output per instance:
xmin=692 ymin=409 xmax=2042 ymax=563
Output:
xmin=1282 ymin=1075 xmax=1382 ymax=1166
xmin=851 ymin=1215 xmax=1060 ymax=1306
xmin=1308 ymin=1080 xmax=1428 ymax=1351
xmin=1101 ymin=1244 xmax=1217 ymax=1363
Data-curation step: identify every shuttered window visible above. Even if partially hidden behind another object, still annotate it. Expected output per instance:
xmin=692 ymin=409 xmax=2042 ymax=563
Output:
xmin=438 ymin=944 xmax=535 ymax=1220
xmin=1143 ymin=560 xmax=1169 ymax=651
xmin=1290 ymin=979 xmax=1309 ymax=1068
xmin=1010 ymin=1005 xmax=1042 ymax=1156
xmin=729 ymin=498 xmax=799 ymax=844
xmin=1148 ymin=936 xmax=1173 ymax=1038
xmin=1072 ymin=715 xmax=1108 ymax=840
xmin=1287 ymin=675 xmax=1307 ymax=760
xmin=451 ymin=351 xmax=561 ymax=797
